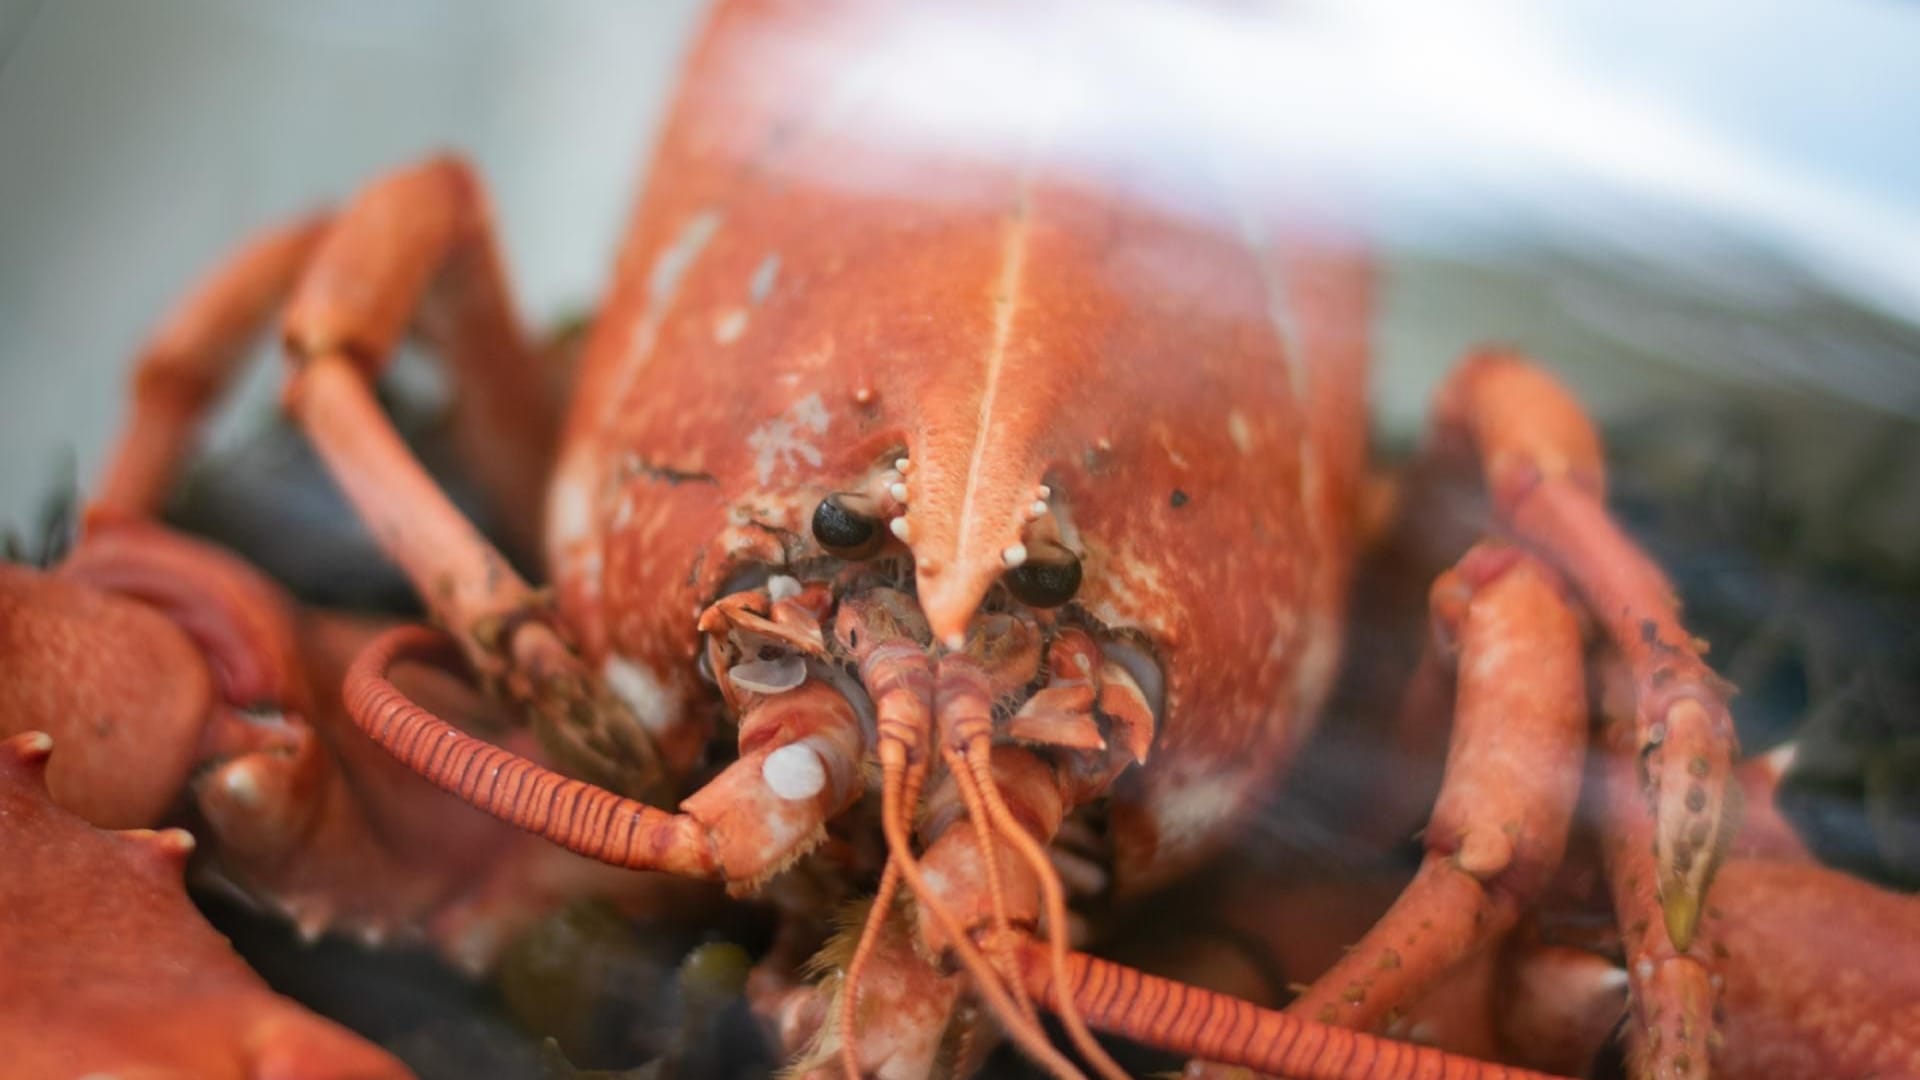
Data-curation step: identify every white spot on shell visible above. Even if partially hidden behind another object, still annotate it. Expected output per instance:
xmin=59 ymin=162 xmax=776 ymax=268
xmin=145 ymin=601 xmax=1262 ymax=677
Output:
xmin=748 ymin=392 xmax=830 ymax=485
xmin=749 ymin=253 xmax=781 ymax=304
xmin=762 ymin=743 xmax=827 ymax=801
xmin=894 ymin=457 xmax=911 ymax=473
xmin=1029 ymin=500 xmax=1049 ymax=518
xmin=729 ymin=655 xmax=808 ymax=695
xmin=1227 ymin=411 xmax=1254 ymax=455
xmin=651 ymin=211 xmax=723 ymax=306
xmin=1149 ymin=761 xmax=1254 ymax=859
xmin=713 ymin=307 xmax=748 ymax=344
xmin=767 ymin=574 xmax=802 ymax=602
xmin=223 ymin=763 xmax=260 ymax=807
xmin=603 ymin=655 xmax=681 ymax=734
xmin=1002 ymin=543 xmax=1028 ymax=568
xmin=551 ymin=474 xmax=593 ymax=546
xmin=888 ymin=482 xmax=910 ymax=503
xmin=889 ymin=516 xmax=912 ymax=542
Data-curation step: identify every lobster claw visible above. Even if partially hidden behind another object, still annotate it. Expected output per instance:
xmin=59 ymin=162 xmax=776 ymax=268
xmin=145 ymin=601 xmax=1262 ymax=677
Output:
xmin=0 ymin=559 xmax=214 ymax=828
xmin=0 ymin=731 xmax=412 ymax=1079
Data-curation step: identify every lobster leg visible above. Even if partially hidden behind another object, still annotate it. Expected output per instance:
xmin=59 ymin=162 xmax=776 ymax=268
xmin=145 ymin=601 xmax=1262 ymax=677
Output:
xmin=1285 ymin=543 xmax=1588 ymax=1031
xmin=275 ymin=156 xmax=674 ymax=799
xmin=91 ymin=214 xmax=332 ymax=523
xmin=1591 ymin=656 xmax=1719 ymax=1080
xmin=1431 ymin=352 xmax=1740 ymax=954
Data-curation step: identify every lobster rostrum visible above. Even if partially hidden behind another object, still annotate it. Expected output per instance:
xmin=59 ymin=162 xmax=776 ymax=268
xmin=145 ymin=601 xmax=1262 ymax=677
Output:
xmin=8 ymin=1 xmax=1920 ymax=1078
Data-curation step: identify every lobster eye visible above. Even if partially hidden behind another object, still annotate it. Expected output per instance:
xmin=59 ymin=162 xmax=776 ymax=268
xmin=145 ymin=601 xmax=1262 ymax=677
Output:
xmin=1004 ymin=545 xmax=1082 ymax=608
xmin=812 ymin=493 xmax=884 ymax=558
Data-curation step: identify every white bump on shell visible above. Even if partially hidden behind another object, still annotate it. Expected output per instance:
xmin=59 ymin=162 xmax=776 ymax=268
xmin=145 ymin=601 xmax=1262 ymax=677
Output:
xmin=224 ymin=764 xmax=261 ymax=807
xmin=889 ymin=482 xmax=910 ymax=503
xmin=762 ymin=743 xmax=827 ymax=801
xmin=1002 ymin=543 xmax=1028 ymax=568
xmin=889 ymin=516 xmax=912 ymax=542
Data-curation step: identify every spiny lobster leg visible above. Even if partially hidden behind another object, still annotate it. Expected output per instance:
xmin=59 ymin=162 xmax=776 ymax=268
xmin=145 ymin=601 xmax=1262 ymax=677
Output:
xmin=275 ymin=156 xmax=671 ymax=799
xmin=90 ymin=213 xmax=331 ymax=523
xmin=1433 ymin=352 xmax=1739 ymax=954
xmin=1286 ymin=543 xmax=1587 ymax=1031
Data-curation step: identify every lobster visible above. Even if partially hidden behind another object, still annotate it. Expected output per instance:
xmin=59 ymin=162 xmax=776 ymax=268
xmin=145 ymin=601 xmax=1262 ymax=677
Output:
xmin=4 ymin=1 xmax=1917 ymax=1078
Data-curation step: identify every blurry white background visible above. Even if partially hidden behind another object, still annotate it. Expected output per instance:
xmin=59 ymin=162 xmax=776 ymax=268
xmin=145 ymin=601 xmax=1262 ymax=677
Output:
xmin=2 ymin=0 xmax=1917 ymax=529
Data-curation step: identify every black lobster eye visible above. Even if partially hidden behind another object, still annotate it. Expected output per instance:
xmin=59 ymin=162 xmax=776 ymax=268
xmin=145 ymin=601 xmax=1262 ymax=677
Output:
xmin=1004 ymin=545 xmax=1082 ymax=608
xmin=811 ymin=493 xmax=884 ymax=558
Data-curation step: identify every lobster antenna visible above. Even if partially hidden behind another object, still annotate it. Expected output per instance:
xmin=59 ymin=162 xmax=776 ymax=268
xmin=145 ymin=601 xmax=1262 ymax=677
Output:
xmin=837 ymin=752 xmax=926 ymax=1080
xmin=836 ymin=859 xmax=904 ymax=1080
xmin=876 ymin=744 xmax=1085 ymax=1080
xmin=940 ymin=743 xmax=1041 ymax=1025
xmin=962 ymin=739 xmax=1128 ymax=1080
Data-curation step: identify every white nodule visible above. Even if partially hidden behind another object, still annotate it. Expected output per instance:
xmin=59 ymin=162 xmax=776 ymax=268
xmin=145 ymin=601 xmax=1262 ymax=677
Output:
xmin=762 ymin=742 xmax=827 ymax=801
xmin=223 ymin=763 xmax=261 ymax=807
xmin=767 ymin=574 xmax=803 ymax=602
xmin=1029 ymin=500 xmax=1049 ymax=518
xmin=888 ymin=482 xmax=910 ymax=503
xmin=889 ymin=516 xmax=912 ymax=542
xmin=1001 ymin=543 xmax=1028 ymax=568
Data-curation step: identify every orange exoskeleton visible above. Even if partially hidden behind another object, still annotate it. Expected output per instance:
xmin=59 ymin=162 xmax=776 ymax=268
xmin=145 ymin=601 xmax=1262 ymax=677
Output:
xmin=26 ymin=2 xmax=1920 ymax=1079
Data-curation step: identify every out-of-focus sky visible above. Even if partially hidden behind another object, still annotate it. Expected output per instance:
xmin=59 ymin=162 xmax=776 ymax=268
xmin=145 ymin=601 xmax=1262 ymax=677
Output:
xmin=0 ymin=0 xmax=1915 ymax=525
